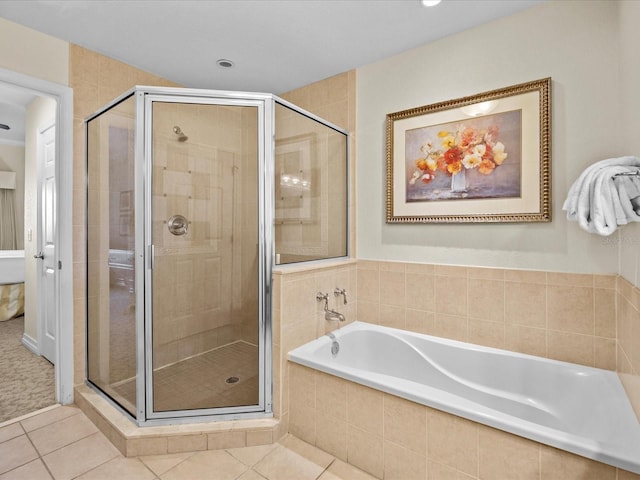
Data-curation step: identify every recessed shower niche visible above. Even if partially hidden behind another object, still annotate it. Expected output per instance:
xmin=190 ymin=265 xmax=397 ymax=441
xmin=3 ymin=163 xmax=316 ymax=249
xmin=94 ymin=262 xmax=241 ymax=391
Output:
xmin=85 ymin=86 xmax=348 ymax=425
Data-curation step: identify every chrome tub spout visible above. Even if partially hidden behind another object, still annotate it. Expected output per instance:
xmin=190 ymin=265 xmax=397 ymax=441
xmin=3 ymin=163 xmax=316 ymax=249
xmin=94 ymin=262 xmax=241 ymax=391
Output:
xmin=317 ymin=291 xmax=346 ymax=323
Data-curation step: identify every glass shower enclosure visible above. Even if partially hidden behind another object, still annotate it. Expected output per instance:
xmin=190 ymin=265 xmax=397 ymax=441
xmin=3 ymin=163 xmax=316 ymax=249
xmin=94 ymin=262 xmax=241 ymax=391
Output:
xmin=86 ymin=86 xmax=348 ymax=425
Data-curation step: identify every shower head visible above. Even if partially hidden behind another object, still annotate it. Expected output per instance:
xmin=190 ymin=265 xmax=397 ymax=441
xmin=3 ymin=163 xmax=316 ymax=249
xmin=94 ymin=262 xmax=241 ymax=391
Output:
xmin=173 ymin=125 xmax=188 ymax=142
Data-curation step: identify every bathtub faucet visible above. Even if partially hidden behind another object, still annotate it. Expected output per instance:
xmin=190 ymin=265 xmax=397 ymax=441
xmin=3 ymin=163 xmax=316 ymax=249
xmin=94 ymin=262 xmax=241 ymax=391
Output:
xmin=316 ymin=292 xmax=346 ymax=323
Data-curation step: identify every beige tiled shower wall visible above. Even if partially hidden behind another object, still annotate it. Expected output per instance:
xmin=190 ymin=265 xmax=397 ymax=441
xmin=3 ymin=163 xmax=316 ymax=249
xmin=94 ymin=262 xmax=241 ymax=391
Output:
xmin=356 ymin=260 xmax=618 ymax=369
xmin=150 ymin=102 xmax=259 ymax=369
xmin=617 ymin=275 xmax=640 ymax=419
xmin=70 ymin=44 xmax=181 ymax=385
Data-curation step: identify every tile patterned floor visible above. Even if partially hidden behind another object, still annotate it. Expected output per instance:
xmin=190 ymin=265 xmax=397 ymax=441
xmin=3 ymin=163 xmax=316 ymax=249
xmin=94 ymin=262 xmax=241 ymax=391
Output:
xmin=0 ymin=405 xmax=377 ymax=480
xmin=112 ymin=341 xmax=259 ymax=412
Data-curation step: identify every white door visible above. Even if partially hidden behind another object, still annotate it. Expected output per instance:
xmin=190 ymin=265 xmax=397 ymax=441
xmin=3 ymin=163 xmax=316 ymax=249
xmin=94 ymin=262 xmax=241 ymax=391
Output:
xmin=37 ymin=124 xmax=56 ymax=364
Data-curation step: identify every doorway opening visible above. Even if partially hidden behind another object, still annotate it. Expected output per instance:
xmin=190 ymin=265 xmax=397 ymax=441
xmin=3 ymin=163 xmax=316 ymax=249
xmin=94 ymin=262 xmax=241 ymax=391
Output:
xmin=0 ymin=67 xmax=74 ymax=422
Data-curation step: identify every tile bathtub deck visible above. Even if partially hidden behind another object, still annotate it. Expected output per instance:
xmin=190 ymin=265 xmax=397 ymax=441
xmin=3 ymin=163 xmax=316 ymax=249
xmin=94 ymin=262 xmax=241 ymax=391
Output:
xmin=0 ymin=405 xmax=376 ymax=480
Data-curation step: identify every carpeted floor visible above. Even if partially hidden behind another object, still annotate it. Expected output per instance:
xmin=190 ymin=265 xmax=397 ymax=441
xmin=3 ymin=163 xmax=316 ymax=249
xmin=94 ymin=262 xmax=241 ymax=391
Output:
xmin=0 ymin=316 xmax=56 ymax=423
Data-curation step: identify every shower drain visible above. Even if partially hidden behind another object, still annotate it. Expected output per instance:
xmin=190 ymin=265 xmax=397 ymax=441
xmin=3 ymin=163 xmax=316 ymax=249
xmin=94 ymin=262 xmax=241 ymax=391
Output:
xmin=225 ymin=376 xmax=240 ymax=384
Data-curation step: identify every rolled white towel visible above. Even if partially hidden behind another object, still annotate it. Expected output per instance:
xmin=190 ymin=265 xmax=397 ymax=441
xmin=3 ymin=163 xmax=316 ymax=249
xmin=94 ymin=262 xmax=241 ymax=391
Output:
xmin=614 ymin=174 xmax=640 ymax=217
xmin=562 ymin=156 xmax=640 ymax=235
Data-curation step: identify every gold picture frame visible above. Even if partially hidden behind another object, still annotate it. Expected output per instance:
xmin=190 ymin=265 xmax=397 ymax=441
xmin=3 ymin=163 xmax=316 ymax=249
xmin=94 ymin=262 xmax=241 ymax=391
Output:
xmin=386 ymin=77 xmax=551 ymax=223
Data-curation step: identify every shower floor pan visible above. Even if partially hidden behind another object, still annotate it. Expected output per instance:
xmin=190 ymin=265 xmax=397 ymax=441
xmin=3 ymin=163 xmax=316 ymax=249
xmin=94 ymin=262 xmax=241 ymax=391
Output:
xmin=112 ymin=341 xmax=259 ymax=412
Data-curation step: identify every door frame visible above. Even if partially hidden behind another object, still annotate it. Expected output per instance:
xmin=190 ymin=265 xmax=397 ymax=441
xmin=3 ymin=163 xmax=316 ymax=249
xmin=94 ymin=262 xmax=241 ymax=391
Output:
xmin=0 ymin=66 xmax=74 ymax=405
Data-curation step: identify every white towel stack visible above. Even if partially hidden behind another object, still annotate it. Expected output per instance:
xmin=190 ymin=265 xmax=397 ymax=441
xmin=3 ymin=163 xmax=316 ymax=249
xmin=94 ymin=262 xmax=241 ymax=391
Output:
xmin=562 ymin=156 xmax=640 ymax=236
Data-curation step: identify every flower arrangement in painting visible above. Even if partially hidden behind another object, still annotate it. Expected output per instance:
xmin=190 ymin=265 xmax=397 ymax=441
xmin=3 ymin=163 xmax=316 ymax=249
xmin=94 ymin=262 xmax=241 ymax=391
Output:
xmin=409 ymin=124 xmax=508 ymax=185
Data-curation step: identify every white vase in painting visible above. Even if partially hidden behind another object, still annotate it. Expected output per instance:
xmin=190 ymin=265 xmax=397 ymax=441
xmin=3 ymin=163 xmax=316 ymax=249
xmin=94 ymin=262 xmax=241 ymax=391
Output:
xmin=450 ymin=168 xmax=468 ymax=193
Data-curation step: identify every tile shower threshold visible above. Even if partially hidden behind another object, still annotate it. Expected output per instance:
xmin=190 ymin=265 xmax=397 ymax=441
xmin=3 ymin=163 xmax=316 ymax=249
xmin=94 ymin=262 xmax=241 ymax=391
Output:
xmin=75 ymin=384 xmax=280 ymax=457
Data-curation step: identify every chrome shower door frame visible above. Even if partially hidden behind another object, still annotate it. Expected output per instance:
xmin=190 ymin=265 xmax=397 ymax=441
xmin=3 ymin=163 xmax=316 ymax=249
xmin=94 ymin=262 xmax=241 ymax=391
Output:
xmin=136 ymin=87 xmax=273 ymax=425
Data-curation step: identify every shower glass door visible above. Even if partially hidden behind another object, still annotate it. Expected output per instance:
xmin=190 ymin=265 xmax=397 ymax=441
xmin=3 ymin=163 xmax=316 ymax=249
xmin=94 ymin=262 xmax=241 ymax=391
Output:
xmin=86 ymin=94 xmax=137 ymax=417
xmin=146 ymin=96 xmax=265 ymax=418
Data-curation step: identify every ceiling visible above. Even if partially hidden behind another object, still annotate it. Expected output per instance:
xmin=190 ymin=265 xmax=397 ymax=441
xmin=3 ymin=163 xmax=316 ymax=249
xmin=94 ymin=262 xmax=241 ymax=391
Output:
xmin=0 ymin=83 xmax=36 ymax=145
xmin=0 ymin=0 xmax=544 ymax=144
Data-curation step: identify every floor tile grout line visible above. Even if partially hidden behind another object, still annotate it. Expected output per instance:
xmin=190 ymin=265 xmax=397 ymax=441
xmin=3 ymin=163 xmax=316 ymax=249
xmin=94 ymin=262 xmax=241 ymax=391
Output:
xmin=35 ymin=430 xmax=106 ymax=461
xmin=66 ymin=449 xmax=120 ymax=480
xmin=21 ymin=410 xmax=83 ymax=436
xmin=40 ymin=455 xmax=55 ymax=479
xmin=0 ymin=421 xmax=26 ymax=445
xmin=0 ymin=456 xmax=51 ymax=480
xmin=225 ymin=447 xmax=263 ymax=468
xmin=148 ymin=450 xmax=200 ymax=478
xmin=9 ymin=431 xmax=55 ymax=480
xmin=77 ymin=455 xmax=158 ymax=480
xmin=138 ymin=454 xmax=172 ymax=479
xmin=0 ymin=404 xmax=61 ymax=430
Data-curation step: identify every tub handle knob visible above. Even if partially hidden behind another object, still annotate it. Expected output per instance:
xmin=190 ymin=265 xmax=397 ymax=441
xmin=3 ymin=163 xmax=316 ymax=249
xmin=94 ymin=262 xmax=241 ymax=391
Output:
xmin=334 ymin=288 xmax=347 ymax=305
xmin=316 ymin=292 xmax=329 ymax=309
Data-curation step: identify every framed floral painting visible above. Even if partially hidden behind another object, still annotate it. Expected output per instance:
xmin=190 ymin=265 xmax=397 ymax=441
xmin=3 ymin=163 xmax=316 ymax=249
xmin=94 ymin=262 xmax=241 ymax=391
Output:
xmin=386 ymin=78 xmax=551 ymax=223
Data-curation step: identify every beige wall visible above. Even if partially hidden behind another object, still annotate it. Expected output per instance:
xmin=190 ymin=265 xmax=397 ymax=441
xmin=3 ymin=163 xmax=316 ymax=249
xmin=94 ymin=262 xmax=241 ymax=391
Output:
xmin=0 ymin=15 xmax=69 ymax=347
xmin=356 ymin=0 xmax=623 ymax=274
xmin=0 ymin=144 xmax=25 ymax=248
xmin=0 ymin=17 xmax=68 ymax=85
xmin=616 ymin=0 xmax=640 ymax=414
xmin=618 ymin=0 xmax=640 ymax=290
xmin=616 ymin=0 xmax=640 ymax=407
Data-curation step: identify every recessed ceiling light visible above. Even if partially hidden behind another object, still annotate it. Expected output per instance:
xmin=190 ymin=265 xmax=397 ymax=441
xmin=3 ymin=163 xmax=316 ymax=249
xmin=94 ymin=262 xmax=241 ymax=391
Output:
xmin=216 ymin=59 xmax=234 ymax=69
xmin=421 ymin=0 xmax=441 ymax=6
xmin=0 ymin=124 xmax=10 ymax=130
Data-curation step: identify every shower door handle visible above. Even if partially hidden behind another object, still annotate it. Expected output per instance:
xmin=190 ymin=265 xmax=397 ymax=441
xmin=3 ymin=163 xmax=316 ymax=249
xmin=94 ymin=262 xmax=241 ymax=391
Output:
xmin=149 ymin=245 xmax=155 ymax=270
xmin=34 ymin=251 xmax=44 ymax=259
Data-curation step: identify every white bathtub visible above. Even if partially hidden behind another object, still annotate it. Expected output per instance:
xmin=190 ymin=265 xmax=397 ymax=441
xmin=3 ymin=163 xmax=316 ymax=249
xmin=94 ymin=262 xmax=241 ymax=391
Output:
xmin=288 ymin=321 xmax=640 ymax=474
xmin=0 ymin=250 xmax=25 ymax=284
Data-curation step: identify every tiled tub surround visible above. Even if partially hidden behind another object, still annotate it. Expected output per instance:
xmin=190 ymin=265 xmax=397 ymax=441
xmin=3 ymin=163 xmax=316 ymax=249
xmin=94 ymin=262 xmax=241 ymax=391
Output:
xmin=288 ymin=363 xmax=640 ymax=480
xmin=271 ymin=260 xmax=358 ymax=434
xmin=355 ymin=261 xmax=619 ymax=370
xmin=274 ymin=260 xmax=640 ymax=479
xmin=352 ymin=260 xmax=640 ymax=417
xmin=617 ymin=275 xmax=640 ymax=418
xmin=288 ymin=323 xmax=640 ymax=476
